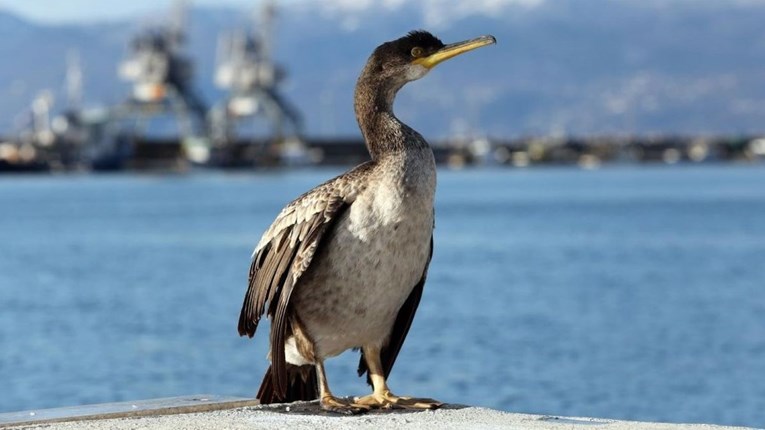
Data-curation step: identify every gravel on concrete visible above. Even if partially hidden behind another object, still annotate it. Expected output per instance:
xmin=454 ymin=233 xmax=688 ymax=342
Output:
xmin=7 ymin=401 xmax=760 ymax=430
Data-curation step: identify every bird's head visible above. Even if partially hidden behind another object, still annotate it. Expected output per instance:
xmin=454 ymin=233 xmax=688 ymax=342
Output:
xmin=363 ymin=30 xmax=496 ymax=86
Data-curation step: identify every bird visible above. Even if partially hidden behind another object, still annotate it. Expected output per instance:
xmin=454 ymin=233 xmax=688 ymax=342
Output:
xmin=238 ymin=30 xmax=496 ymax=414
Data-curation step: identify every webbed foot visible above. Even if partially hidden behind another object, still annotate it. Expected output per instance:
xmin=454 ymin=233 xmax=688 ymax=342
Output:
xmin=320 ymin=395 xmax=370 ymax=415
xmin=354 ymin=390 xmax=443 ymax=410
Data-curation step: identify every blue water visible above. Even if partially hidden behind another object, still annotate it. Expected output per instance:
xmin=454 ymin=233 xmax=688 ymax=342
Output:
xmin=1 ymin=166 xmax=764 ymax=428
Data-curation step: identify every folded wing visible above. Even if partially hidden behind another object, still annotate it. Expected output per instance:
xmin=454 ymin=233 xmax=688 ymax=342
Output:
xmin=238 ymin=163 xmax=371 ymax=397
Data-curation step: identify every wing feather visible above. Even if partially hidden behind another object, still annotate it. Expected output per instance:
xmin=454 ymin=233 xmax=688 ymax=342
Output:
xmin=238 ymin=162 xmax=372 ymax=398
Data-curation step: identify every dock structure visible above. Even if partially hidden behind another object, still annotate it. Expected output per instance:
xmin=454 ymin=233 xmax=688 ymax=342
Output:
xmin=1 ymin=1 xmax=764 ymax=173
xmin=0 ymin=395 xmax=757 ymax=430
xmin=489 ymin=135 xmax=763 ymax=168
xmin=91 ymin=0 xmax=207 ymax=171
xmin=208 ymin=0 xmax=304 ymax=168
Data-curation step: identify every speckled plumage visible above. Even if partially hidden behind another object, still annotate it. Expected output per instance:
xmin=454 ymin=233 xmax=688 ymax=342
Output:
xmin=238 ymin=30 xmax=494 ymax=409
xmin=291 ymin=148 xmax=435 ymax=360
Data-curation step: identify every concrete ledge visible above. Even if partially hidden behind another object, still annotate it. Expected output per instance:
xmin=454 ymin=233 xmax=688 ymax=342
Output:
xmin=0 ymin=395 xmax=258 ymax=428
xmin=0 ymin=395 xmax=758 ymax=430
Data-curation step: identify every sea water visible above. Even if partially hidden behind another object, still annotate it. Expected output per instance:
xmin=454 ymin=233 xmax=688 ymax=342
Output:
xmin=0 ymin=165 xmax=763 ymax=427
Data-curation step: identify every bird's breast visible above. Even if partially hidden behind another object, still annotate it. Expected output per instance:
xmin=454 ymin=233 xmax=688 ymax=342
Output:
xmin=348 ymin=151 xmax=435 ymax=238
xmin=291 ymin=155 xmax=436 ymax=358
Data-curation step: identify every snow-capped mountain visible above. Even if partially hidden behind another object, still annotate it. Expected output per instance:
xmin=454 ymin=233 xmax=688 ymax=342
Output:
xmin=1 ymin=0 xmax=764 ymax=138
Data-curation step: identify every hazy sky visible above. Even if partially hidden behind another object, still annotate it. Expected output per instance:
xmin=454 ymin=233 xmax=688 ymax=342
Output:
xmin=0 ymin=0 xmax=550 ymax=25
xmin=0 ymin=0 xmax=256 ymax=23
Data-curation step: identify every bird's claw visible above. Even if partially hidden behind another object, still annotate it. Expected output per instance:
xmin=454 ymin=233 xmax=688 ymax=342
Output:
xmin=354 ymin=390 xmax=443 ymax=410
xmin=320 ymin=395 xmax=370 ymax=415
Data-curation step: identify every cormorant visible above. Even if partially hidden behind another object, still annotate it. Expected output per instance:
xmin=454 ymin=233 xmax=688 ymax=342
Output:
xmin=238 ymin=30 xmax=496 ymax=414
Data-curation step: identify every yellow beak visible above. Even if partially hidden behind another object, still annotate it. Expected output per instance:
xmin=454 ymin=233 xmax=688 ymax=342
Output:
xmin=413 ymin=35 xmax=496 ymax=69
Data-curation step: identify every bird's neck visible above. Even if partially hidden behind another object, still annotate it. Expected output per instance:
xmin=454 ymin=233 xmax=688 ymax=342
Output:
xmin=354 ymin=74 xmax=427 ymax=161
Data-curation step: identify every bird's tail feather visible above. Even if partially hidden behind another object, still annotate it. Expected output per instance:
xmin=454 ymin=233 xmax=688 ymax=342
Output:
xmin=257 ymin=364 xmax=319 ymax=404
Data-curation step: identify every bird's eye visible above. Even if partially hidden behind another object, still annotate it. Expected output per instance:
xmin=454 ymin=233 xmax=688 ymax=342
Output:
xmin=411 ymin=47 xmax=424 ymax=58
